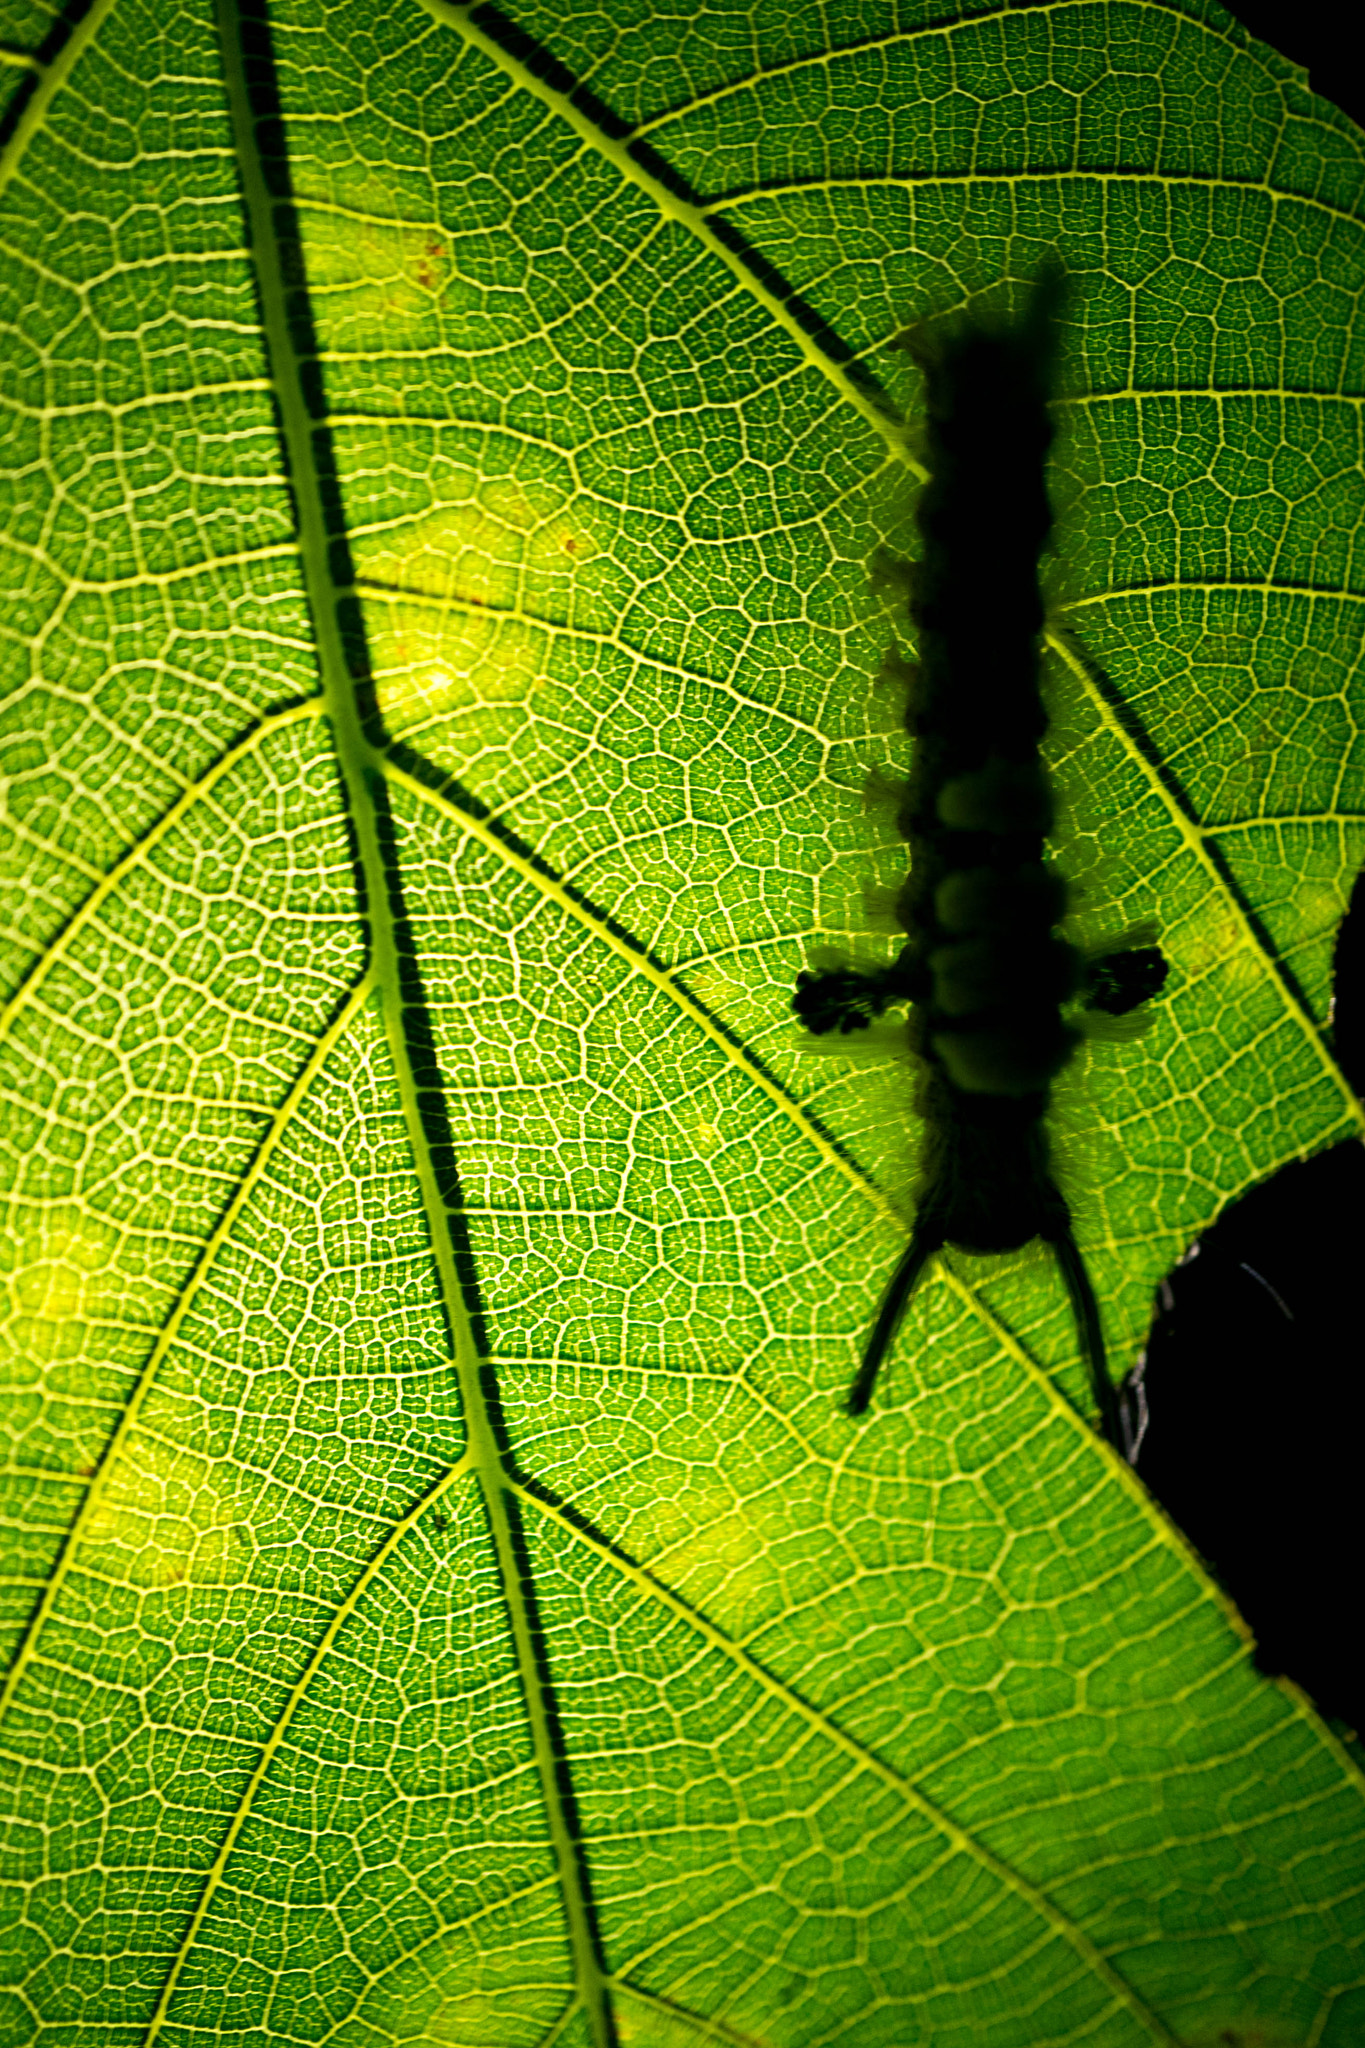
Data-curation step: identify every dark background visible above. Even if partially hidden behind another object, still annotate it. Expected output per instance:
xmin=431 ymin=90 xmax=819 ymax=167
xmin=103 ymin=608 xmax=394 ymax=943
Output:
xmin=1113 ymin=0 xmax=1364 ymax=1742
xmin=1218 ymin=0 xmax=1363 ymax=133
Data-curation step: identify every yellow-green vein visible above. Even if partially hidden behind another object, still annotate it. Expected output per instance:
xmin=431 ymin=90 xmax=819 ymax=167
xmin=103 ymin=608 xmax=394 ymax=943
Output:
xmin=627 ymin=0 xmax=1310 ymax=144
xmin=418 ymin=0 xmax=916 ymax=472
xmin=1049 ymin=622 xmax=1365 ymax=1139
xmin=0 ymin=0 xmax=120 ymax=203
xmin=137 ymin=1445 xmax=481 ymax=2045
xmin=0 ymin=975 xmax=371 ymax=1731
xmin=356 ymin=578 xmax=851 ymax=748
xmin=216 ymin=3 xmax=615 ymax=2038
xmin=0 ymin=697 xmax=326 ymax=1048
xmin=386 ymin=757 xmax=1167 ymax=1448
xmin=514 ymin=1475 xmax=1183 ymax=2047
xmin=383 ymin=753 xmax=904 ymax=1230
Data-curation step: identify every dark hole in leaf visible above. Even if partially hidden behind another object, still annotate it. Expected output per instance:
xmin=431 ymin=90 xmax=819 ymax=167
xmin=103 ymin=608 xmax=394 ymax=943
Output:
xmin=1123 ymin=869 xmax=1365 ymax=1737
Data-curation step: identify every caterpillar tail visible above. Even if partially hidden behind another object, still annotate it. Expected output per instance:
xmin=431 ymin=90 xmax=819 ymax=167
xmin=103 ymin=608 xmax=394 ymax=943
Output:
xmin=1048 ymin=1226 xmax=1121 ymax=1447
xmin=847 ymin=1220 xmax=945 ymax=1416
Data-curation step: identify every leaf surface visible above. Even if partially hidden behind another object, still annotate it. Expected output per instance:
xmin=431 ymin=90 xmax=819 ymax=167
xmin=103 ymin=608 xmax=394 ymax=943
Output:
xmin=2 ymin=1 xmax=1364 ymax=2043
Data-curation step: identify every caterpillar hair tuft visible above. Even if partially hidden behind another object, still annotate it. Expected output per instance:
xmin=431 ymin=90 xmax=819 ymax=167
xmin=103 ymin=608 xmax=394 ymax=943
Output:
xmin=794 ymin=270 xmax=1169 ymax=1436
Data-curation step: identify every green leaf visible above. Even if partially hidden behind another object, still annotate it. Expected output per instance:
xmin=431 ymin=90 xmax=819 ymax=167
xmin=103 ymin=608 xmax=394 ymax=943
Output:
xmin=3 ymin=0 xmax=1363 ymax=2042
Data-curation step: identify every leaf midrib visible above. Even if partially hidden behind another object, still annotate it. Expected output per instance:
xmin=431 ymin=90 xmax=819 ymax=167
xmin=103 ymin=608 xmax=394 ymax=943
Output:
xmin=514 ymin=1478 xmax=1184 ymax=2045
xmin=217 ymin=0 xmax=617 ymax=2035
xmin=3 ymin=0 xmax=1359 ymax=2034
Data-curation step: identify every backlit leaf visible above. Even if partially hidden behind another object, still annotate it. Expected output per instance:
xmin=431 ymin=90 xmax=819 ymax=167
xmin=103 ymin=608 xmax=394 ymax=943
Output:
xmin=2 ymin=1 xmax=1363 ymax=2042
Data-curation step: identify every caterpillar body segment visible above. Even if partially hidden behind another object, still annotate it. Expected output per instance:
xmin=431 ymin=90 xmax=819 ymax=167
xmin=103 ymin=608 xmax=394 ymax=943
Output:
xmin=794 ymin=274 xmax=1167 ymax=1439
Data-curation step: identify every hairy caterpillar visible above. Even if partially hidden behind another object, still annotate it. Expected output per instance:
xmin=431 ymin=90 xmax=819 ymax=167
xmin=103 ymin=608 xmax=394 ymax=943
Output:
xmin=796 ymin=273 xmax=1167 ymax=1436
